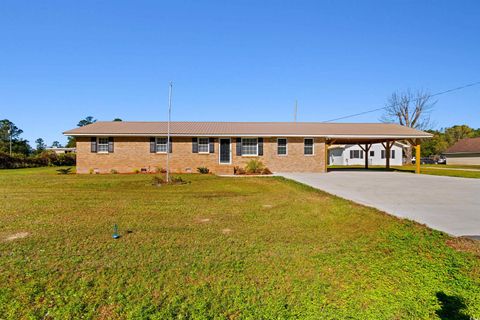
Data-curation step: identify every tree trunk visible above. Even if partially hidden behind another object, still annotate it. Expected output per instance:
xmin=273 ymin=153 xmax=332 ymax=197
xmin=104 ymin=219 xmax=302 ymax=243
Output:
xmin=405 ymin=146 xmax=413 ymax=164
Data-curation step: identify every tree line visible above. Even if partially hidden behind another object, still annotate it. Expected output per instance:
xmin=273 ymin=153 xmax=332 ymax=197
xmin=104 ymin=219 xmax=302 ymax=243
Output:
xmin=0 ymin=116 xmax=121 ymax=168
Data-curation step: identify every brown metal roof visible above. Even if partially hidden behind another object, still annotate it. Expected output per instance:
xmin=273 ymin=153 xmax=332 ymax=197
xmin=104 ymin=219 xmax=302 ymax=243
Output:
xmin=63 ymin=121 xmax=432 ymax=139
xmin=444 ymin=137 xmax=480 ymax=153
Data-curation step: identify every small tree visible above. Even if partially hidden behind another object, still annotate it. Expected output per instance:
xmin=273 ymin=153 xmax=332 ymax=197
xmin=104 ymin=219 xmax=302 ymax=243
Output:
xmin=52 ymin=141 xmax=63 ymax=148
xmin=35 ymin=138 xmax=46 ymax=152
xmin=0 ymin=119 xmax=32 ymax=155
xmin=381 ymin=90 xmax=436 ymax=163
xmin=113 ymin=118 xmax=122 ymax=121
xmin=77 ymin=116 xmax=97 ymax=127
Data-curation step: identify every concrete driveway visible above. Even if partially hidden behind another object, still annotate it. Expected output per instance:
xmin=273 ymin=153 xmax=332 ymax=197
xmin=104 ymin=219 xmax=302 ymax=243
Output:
xmin=278 ymin=171 xmax=480 ymax=237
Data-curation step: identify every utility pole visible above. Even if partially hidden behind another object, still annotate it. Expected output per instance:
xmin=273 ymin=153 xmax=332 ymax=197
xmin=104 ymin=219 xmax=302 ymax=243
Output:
xmin=166 ymin=81 xmax=173 ymax=183
xmin=294 ymin=100 xmax=298 ymax=122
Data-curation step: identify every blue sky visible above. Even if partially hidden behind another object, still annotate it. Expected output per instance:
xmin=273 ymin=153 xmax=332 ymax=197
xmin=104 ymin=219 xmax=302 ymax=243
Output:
xmin=1 ymin=0 xmax=479 ymax=145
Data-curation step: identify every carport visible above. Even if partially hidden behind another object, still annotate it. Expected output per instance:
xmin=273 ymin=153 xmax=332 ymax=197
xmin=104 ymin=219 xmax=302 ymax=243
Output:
xmin=322 ymin=129 xmax=432 ymax=173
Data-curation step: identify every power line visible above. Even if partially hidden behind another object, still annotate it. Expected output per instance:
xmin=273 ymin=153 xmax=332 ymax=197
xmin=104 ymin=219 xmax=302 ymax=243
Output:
xmin=322 ymin=80 xmax=480 ymax=123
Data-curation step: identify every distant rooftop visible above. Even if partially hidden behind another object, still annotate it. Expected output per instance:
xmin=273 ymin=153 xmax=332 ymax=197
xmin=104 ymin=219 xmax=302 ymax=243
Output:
xmin=444 ymin=137 xmax=480 ymax=154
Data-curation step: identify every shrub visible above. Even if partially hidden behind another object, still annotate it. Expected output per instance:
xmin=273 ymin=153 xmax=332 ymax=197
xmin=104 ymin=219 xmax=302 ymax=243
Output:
xmin=234 ymin=166 xmax=245 ymax=175
xmin=245 ymin=159 xmax=265 ymax=174
xmin=155 ymin=166 xmax=166 ymax=174
xmin=56 ymin=167 xmax=73 ymax=175
xmin=89 ymin=168 xmax=94 ymax=174
xmin=197 ymin=167 xmax=210 ymax=174
xmin=152 ymin=175 xmax=164 ymax=186
xmin=151 ymin=175 xmax=189 ymax=186
xmin=110 ymin=169 xmax=118 ymax=174
xmin=261 ymin=167 xmax=272 ymax=175
xmin=170 ymin=176 xmax=190 ymax=185
xmin=133 ymin=169 xmax=140 ymax=174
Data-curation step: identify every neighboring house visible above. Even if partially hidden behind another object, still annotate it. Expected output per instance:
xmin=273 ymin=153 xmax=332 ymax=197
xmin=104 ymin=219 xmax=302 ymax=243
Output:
xmin=443 ymin=137 xmax=480 ymax=165
xmin=329 ymin=142 xmax=404 ymax=166
xmin=63 ymin=121 xmax=431 ymax=174
xmin=46 ymin=147 xmax=76 ymax=154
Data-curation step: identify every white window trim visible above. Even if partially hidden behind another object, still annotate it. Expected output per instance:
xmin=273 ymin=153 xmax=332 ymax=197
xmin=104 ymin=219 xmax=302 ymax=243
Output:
xmin=97 ymin=137 xmax=109 ymax=154
xmin=156 ymin=137 xmax=168 ymax=154
xmin=241 ymin=137 xmax=258 ymax=156
xmin=277 ymin=138 xmax=288 ymax=156
xmin=304 ymin=138 xmax=315 ymax=156
xmin=197 ymin=137 xmax=210 ymax=154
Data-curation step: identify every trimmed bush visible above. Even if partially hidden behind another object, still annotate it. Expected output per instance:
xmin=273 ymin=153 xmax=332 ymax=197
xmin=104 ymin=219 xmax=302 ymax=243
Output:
xmin=197 ymin=167 xmax=210 ymax=174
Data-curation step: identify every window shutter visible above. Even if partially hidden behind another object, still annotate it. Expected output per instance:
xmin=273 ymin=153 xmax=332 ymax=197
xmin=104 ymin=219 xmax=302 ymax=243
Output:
xmin=236 ymin=138 xmax=242 ymax=156
xmin=169 ymin=137 xmax=173 ymax=153
xmin=360 ymin=151 xmax=364 ymax=159
xmin=391 ymin=150 xmax=395 ymax=159
xmin=192 ymin=137 xmax=198 ymax=153
xmin=209 ymin=138 xmax=215 ymax=153
xmin=91 ymin=137 xmax=97 ymax=153
xmin=150 ymin=137 xmax=156 ymax=153
xmin=349 ymin=150 xmax=353 ymax=158
xmin=258 ymin=138 xmax=263 ymax=156
xmin=108 ymin=137 xmax=114 ymax=153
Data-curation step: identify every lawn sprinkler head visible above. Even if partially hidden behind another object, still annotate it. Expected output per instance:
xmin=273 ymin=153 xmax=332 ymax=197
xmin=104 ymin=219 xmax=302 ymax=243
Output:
xmin=112 ymin=224 xmax=120 ymax=239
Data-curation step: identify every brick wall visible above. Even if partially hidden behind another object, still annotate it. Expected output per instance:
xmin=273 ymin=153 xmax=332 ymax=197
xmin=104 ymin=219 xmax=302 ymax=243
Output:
xmin=76 ymin=136 xmax=326 ymax=174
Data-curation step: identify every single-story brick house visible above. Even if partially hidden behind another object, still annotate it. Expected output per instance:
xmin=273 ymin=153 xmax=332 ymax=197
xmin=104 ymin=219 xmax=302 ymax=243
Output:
xmin=443 ymin=137 xmax=480 ymax=165
xmin=64 ymin=121 xmax=431 ymax=174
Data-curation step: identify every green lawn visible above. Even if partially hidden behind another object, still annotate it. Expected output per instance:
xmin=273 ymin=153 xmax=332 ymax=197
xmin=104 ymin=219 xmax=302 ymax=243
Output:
xmin=329 ymin=164 xmax=480 ymax=179
xmin=397 ymin=165 xmax=480 ymax=179
xmin=1 ymin=168 xmax=479 ymax=319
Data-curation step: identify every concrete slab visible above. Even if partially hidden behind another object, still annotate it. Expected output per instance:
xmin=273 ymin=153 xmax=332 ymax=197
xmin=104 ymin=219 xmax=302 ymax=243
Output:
xmin=277 ymin=171 xmax=480 ymax=237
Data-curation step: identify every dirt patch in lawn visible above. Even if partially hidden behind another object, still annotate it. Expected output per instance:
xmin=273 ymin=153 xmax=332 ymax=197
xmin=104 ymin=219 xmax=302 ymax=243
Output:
xmin=222 ymin=228 xmax=232 ymax=234
xmin=446 ymin=237 xmax=480 ymax=258
xmin=4 ymin=232 xmax=29 ymax=242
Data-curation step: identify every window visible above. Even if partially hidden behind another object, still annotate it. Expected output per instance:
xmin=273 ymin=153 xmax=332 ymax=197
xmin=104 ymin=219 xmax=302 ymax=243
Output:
xmin=98 ymin=137 xmax=109 ymax=153
xmin=156 ymin=137 xmax=168 ymax=153
xmin=198 ymin=138 xmax=209 ymax=153
xmin=391 ymin=150 xmax=395 ymax=159
xmin=277 ymin=138 xmax=287 ymax=155
xmin=242 ymin=138 xmax=258 ymax=156
xmin=304 ymin=138 xmax=314 ymax=155
xmin=350 ymin=150 xmax=363 ymax=159
xmin=370 ymin=151 xmax=375 ymax=157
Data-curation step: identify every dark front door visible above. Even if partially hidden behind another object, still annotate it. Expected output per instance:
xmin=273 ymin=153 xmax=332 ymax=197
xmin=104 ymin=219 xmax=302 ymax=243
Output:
xmin=219 ymin=139 xmax=231 ymax=164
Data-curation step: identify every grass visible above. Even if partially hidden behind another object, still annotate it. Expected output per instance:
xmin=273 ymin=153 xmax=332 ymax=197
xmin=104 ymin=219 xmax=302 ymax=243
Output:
xmin=0 ymin=167 xmax=479 ymax=319
xmin=329 ymin=164 xmax=480 ymax=179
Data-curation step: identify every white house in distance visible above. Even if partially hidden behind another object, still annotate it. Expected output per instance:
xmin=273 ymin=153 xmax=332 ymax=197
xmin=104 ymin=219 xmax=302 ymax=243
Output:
xmin=45 ymin=147 xmax=76 ymax=154
xmin=328 ymin=142 xmax=404 ymax=166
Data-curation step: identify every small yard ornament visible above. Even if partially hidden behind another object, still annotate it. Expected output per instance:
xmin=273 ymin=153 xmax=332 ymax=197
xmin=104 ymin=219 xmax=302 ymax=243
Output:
xmin=112 ymin=224 xmax=120 ymax=239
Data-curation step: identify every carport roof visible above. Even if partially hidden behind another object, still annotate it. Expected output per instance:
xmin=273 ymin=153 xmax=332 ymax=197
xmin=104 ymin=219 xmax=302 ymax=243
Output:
xmin=64 ymin=121 xmax=432 ymax=141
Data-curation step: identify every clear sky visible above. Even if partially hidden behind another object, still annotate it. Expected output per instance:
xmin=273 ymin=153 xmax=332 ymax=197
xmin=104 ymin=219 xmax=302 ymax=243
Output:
xmin=1 ymin=0 xmax=479 ymax=146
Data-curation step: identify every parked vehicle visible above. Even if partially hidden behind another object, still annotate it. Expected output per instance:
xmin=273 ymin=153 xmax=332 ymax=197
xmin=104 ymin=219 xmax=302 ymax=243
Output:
xmin=437 ymin=156 xmax=446 ymax=165
xmin=411 ymin=157 xmax=436 ymax=164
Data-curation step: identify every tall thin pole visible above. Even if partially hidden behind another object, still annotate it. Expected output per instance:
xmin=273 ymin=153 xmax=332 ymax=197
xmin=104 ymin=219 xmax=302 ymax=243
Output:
xmin=166 ymin=81 xmax=172 ymax=183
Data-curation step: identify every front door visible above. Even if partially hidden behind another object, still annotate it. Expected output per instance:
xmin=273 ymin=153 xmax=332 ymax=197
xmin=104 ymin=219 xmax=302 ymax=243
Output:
xmin=219 ymin=138 xmax=231 ymax=164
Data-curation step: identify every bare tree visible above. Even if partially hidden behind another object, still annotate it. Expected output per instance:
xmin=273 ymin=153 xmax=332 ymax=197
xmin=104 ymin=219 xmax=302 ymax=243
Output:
xmin=381 ymin=89 xmax=436 ymax=163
